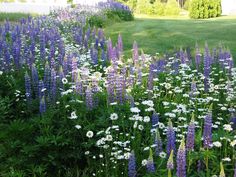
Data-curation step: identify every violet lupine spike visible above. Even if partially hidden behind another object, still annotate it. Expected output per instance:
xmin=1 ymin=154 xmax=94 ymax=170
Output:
xmin=38 ymin=80 xmax=45 ymax=101
xmin=189 ymin=80 xmax=197 ymax=98
xmin=85 ymin=86 xmax=93 ymax=110
xmin=176 ymin=139 xmax=186 ymax=177
xmin=166 ymin=119 xmax=176 ymax=156
xmin=107 ymin=38 xmax=113 ymax=60
xmin=128 ymin=151 xmax=136 ymax=177
xmin=24 ymin=72 xmax=32 ymax=104
xmin=203 ymin=43 xmax=211 ymax=92
xmin=75 ymin=73 xmax=83 ymax=95
xmin=146 ymin=149 xmax=155 ymax=173
xmin=132 ymin=41 xmax=139 ymax=66
xmin=43 ymin=62 xmax=50 ymax=95
xmin=107 ymin=67 xmax=116 ymax=104
xmin=137 ymin=68 xmax=142 ymax=85
xmin=152 ymin=112 xmax=159 ymax=128
xmin=58 ymin=66 xmax=64 ymax=90
xmin=230 ymin=116 xmax=236 ymax=130
xmin=167 ymin=150 xmax=174 ymax=170
xmin=203 ymin=104 xmax=213 ymax=149
xmin=186 ymin=113 xmax=195 ymax=151
xmin=31 ymin=64 xmax=39 ymax=97
xmin=39 ymin=96 xmax=46 ymax=114
xmin=50 ymin=68 xmax=57 ymax=103
xmin=71 ymin=57 xmax=78 ymax=82
xmin=116 ymin=75 xmax=124 ymax=104
xmin=101 ymin=49 xmax=107 ymax=66
xmin=154 ymin=129 xmax=163 ymax=156
xmin=179 ymin=48 xmax=186 ymax=64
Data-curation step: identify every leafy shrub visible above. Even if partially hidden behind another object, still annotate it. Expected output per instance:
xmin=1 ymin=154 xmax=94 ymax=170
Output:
xmin=164 ymin=0 xmax=180 ymax=16
xmin=183 ymin=0 xmax=191 ymax=10
xmin=106 ymin=9 xmax=134 ymax=21
xmin=88 ymin=14 xmax=106 ymax=28
xmin=189 ymin=0 xmax=221 ymax=19
xmin=152 ymin=0 xmax=165 ymax=16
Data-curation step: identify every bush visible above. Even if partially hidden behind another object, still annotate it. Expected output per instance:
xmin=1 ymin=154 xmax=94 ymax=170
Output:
xmin=105 ymin=9 xmax=134 ymax=21
xmin=183 ymin=0 xmax=191 ymax=10
xmin=152 ymin=0 xmax=165 ymax=16
xmin=164 ymin=0 xmax=180 ymax=16
xmin=189 ymin=0 xmax=221 ymax=19
xmin=88 ymin=14 xmax=106 ymax=28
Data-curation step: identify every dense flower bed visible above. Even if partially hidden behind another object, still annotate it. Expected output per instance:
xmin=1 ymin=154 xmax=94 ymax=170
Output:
xmin=0 ymin=2 xmax=236 ymax=177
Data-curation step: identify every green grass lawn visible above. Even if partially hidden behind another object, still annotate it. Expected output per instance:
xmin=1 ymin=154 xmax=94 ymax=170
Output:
xmin=104 ymin=15 xmax=236 ymax=58
xmin=0 ymin=12 xmax=36 ymax=22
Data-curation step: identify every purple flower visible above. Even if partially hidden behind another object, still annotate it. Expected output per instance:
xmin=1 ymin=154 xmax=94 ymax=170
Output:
xmin=146 ymin=149 xmax=155 ymax=173
xmin=186 ymin=114 xmax=195 ymax=151
xmin=152 ymin=112 xmax=159 ymax=128
xmin=230 ymin=116 xmax=236 ymax=130
xmin=50 ymin=68 xmax=57 ymax=103
xmin=203 ymin=105 xmax=213 ymax=149
xmin=166 ymin=119 xmax=176 ymax=156
xmin=128 ymin=151 xmax=136 ymax=177
xmin=176 ymin=139 xmax=186 ymax=177
xmin=117 ymin=34 xmax=123 ymax=58
xmin=24 ymin=72 xmax=32 ymax=104
xmin=132 ymin=41 xmax=138 ymax=66
xmin=39 ymin=96 xmax=46 ymax=114
xmin=167 ymin=150 xmax=174 ymax=170
xmin=31 ymin=64 xmax=39 ymax=97
xmin=154 ymin=129 xmax=163 ymax=156
xmin=85 ymin=86 xmax=93 ymax=110
xmin=189 ymin=80 xmax=197 ymax=98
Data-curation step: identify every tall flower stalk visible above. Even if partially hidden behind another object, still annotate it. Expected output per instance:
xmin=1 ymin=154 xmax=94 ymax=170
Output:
xmin=176 ymin=138 xmax=186 ymax=177
xmin=167 ymin=150 xmax=174 ymax=177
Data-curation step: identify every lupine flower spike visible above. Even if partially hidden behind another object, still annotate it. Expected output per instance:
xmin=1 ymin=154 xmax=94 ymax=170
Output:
xmin=167 ymin=150 xmax=174 ymax=177
xmin=128 ymin=151 xmax=136 ymax=177
xmin=203 ymin=103 xmax=213 ymax=149
xmin=167 ymin=119 xmax=176 ymax=156
xmin=186 ymin=113 xmax=195 ymax=151
xmin=219 ymin=162 xmax=225 ymax=177
xmin=176 ymin=138 xmax=186 ymax=177
xmin=146 ymin=148 xmax=155 ymax=173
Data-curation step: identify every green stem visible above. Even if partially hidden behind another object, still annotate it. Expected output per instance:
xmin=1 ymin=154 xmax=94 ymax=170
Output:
xmin=168 ymin=169 xmax=172 ymax=177
xmin=206 ymin=148 xmax=209 ymax=177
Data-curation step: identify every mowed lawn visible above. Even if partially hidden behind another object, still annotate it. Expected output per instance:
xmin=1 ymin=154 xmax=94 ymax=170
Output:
xmin=104 ymin=15 xmax=236 ymax=58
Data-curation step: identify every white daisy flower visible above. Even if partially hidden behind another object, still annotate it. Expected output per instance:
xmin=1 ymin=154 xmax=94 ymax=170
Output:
xmin=110 ymin=113 xmax=118 ymax=120
xmin=86 ymin=131 xmax=94 ymax=138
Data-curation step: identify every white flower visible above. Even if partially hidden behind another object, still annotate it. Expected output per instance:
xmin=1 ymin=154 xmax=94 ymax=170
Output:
xmin=143 ymin=116 xmax=150 ymax=122
xmin=0 ymin=71 xmax=3 ymax=75
xmin=69 ymin=111 xmax=78 ymax=119
xmin=213 ymin=141 xmax=222 ymax=147
xmin=99 ymin=154 xmax=104 ymax=158
xmin=158 ymin=122 xmax=165 ymax=129
xmin=106 ymin=135 xmax=113 ymax=141
xmin=86 ymin=131 xmax=94 ymax=138
xmin=133 ymin=121 xmax=138 ymax=129
xmin=159 ymin=152 xmax=166 ymax=158
xmin=130 ymin=107 xmax=140 ymax=113
xmin=230 ymin=140 xmax=236 ymax=147
xmin=75 ymin=125 xmax=81 ymax=130
xmin=222 ymin=157 xmax=231 ymax=162
xmin=223 ymin=124 xmax=233 ymax=132
xmin=85 ymin=151 xmax=90 ymax=155
xmin=141 ymin=159 xmax=148 ymax=166
xmin=138 ymin=125 xmax=144 ymax=131
xmin=62 ymin=77 xmax=68 ymax=84
xmin=110 ymin=113 xmax=118 ymax=120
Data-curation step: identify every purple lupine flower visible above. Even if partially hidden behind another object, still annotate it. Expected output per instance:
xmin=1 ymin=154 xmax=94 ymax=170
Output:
xmin=152 ymin=112 xmax=159 ymax=128
xmin=90 ymin=47 xmax=98 ymax=65
xmin=197 ymin=160 xmax=202 ymax=172
xmin=101 ymin=49 xmax=107 ymax=66
xmin=189 ymin=80 xmax=197 ymax=98
xmin=186 ymin=114 xmax=195 ymax=151
xmin=116 ymin=74 xmax=124 ymax=104
xmin=31 ymin=64 xmax=39 ymax=97
xmin=38 ymin=80 xmax=45 ymax=100
xmin=117 ymin=34 xmax=123 ymax=58
xmin=230 ymin=116 xmax=236 ymax=130
xmin=43 ymin=62 xmax=50 ymax=95
xmin=146 ymin=149 xmax=155 ymax=173
xmin=203 ymin=104 xmax=213 ymax=149
xmin=39 ymin=96 xmax=46 ymax=114
xmin=50 ymin=68 xmax=57 ymax=103
xmin=128 ymin=151 xmax=136 ymax=177
xmin=167 ymin=150 xmax=174 ymax=170
xmin=85 ymin=86 xmax=93 ymax=110
xmin=137 ymin=68 xmax=142 ymax=85
xmin=24 ymin=72 xmax=32 ymax=104
xmin=176 ymin=139 xmax=186 ymax=177
xmin=71 ymin=57 xmax=78 ymax=82
xmin=154 ymin=129 xmax=163 ymax=156
xmin=107 ymin=67 xmax=116 ymax=103
xmin=203 ymin=43 xmax=211 ymax=92
xmin=166 ymin=119 xmax=176 ymax=156
xmin=132 ymin=41 xmax=138 ymax=66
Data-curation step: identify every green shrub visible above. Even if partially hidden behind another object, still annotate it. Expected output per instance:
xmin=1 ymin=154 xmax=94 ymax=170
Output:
xmin=153 ymin=0 xmax=165 ymax=16
xmin=164 ymin=0 xmax=180 ymax=16
xmin=189 ymin=0 xmax=221 ymax=19
xmin=106 ymin=9 xmax=134 ymax=21
xmin=88 ymin=14 xmax=106 ymax=28
xmin=183 ymin=0 xmax=191 ymax=10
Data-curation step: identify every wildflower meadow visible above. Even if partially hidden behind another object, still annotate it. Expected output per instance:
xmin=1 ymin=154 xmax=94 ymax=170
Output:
xmin=0 ymin=0 xmax=235 ymax=177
